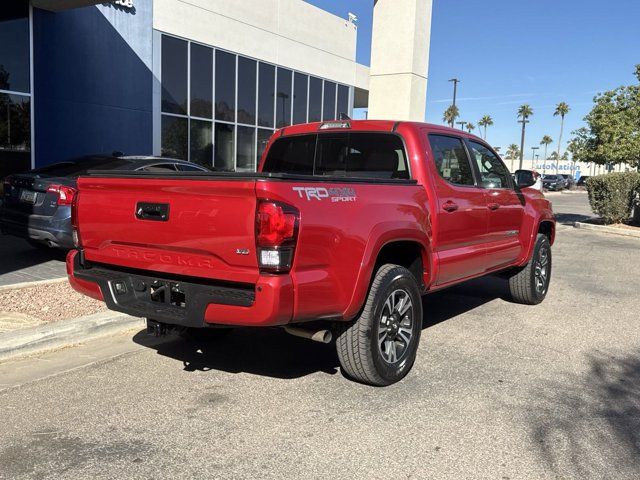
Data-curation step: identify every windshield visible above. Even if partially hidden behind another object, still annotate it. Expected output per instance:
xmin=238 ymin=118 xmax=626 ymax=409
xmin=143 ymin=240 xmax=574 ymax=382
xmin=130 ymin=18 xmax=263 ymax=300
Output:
xmin=544 ymin=175 xmax=558 ymax=180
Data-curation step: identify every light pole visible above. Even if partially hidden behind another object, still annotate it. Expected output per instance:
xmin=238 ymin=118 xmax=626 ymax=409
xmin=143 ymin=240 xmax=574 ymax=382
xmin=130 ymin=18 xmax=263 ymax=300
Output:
xmin=456 ymin=121 xmax=467 ymax=131
xmin=531 ymin=146 xmax=539 ymax=167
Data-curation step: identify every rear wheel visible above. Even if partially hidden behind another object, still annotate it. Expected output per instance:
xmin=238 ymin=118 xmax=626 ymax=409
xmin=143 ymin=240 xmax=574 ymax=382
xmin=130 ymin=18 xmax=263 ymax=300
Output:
xmin=336 ymin=264 xmax=422 ymax=386
xmin=508 ymin=234 xmax=552 ymax=305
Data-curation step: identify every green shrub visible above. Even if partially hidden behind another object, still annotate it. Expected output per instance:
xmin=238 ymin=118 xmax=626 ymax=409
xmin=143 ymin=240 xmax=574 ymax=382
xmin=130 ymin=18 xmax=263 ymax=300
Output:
xmin=585 ymin=172 xmax=640 ymax=224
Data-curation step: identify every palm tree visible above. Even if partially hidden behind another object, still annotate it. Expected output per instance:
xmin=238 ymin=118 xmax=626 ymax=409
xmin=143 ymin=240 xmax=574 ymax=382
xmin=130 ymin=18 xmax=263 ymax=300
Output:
xmin=540 ymin=135 xmax=553 ymax=174
xmin=517 ymin=104 xmax=533 ymax=169
xmin=506 ymin=143 xmax=520 ymax=171
xmin=506 ymin=144 xmax=520 ymax=159
xmin=443 ymin=104 xmax=459 ymax=128
xmin=478 ymin=115 xmax=494 ymax=140
xmin=553 ymin=102 xmax=570 ymax=173
xmin=466 ymin=122 xmax=475 ymax=134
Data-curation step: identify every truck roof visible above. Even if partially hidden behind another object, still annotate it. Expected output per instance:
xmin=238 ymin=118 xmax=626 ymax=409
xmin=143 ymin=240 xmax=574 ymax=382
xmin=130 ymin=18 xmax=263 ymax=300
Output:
xmin=278 ymin=119 xmax=485 ymax=142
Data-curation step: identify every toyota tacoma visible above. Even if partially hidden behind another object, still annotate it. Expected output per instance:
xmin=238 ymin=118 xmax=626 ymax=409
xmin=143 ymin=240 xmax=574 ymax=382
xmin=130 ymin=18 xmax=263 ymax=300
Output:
xmin=67 ymin=120 xmax=555 ymax=386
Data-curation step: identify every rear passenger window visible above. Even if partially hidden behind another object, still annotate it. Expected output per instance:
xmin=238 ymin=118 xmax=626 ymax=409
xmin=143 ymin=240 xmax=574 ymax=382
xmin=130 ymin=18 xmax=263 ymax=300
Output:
xmin=263 ymin=132 xmax=409 ymax=180
xmin=428 ymin=135 xmax=475 ymax=186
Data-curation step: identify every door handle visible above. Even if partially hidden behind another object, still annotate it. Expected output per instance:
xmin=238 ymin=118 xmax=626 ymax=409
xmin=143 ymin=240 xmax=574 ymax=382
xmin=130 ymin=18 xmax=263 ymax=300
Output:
xmin=487 ymin=202 xmax=500 ymax=211
xmin=442 ymin=201 xmax=459 ymax=212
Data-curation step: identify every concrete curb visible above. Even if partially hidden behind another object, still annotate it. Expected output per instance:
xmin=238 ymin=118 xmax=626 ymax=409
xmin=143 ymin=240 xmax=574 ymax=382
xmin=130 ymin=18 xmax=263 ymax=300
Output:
xmin=574 ymin=221 xmax=640 ymax=238
xmin=0 ymin=311 xmax=144 ymax=362
xmin=0 ymin=277 xmax=68 ymax=293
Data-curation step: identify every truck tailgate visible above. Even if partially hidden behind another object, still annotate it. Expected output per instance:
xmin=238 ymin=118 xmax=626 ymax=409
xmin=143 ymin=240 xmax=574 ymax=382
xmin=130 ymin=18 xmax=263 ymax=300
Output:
xmin=76 ymin=177 xmax=260 ymax=284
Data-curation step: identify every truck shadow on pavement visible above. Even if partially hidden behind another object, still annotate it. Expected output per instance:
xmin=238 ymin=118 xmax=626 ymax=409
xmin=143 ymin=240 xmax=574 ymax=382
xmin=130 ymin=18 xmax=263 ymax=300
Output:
xmin=554 ymin=212 xmax=596 ymax=226
xmin=132 ymin=275 xmax=511 ymax=380
xmin=527 ymin=350 xmax=640 ymax=478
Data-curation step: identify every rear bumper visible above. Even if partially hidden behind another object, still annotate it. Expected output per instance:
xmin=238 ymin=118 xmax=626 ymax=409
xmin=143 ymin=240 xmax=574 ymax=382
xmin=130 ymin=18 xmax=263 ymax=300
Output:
xmin=66 ymin=250 xmax=293 ymax=328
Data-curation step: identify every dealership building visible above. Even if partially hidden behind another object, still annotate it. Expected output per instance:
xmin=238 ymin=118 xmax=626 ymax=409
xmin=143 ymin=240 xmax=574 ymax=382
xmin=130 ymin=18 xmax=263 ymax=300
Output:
xmin=0 ymin=0 xmax=432 ymax=177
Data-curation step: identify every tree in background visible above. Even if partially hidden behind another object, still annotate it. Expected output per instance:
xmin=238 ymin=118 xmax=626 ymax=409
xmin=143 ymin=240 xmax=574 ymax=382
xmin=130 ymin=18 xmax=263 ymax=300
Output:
xmin=443 ymin=104 xmax=459 ymax=128
xmin=517 ymin=104 xmax=534 ymax=169
xmin=466 ymin=122 xmax=475 ymax=134
xmin=569 ymin=65 xmax=640 ymax=169
xmin=540 ymin=135 xmax=553 ymax=159
xmin=540 ymin=135 xmax=553 ymax=173
xmin=478 ymin=115 xmax=493 ymax=140
xmin=505 ymin=144 xmax=520 ymax=160
xmin=554 ymin=102 xmax=570 ymax=161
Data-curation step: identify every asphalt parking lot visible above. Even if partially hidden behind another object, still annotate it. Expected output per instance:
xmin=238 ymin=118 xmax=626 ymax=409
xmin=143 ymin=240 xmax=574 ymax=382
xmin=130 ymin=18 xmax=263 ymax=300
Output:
xmin=2 ymin=192 xmax=639 ymax=479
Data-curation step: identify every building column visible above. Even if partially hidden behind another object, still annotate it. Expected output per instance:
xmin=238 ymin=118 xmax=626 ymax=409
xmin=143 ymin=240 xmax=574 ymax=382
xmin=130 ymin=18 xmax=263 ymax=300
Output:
xmin=367 ymin=0 xmax=432 ymax=121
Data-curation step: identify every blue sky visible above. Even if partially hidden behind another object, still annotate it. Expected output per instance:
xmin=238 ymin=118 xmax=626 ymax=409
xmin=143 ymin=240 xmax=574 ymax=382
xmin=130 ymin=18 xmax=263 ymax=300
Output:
xmin=305 ymin=0 xmax=640 ymax=157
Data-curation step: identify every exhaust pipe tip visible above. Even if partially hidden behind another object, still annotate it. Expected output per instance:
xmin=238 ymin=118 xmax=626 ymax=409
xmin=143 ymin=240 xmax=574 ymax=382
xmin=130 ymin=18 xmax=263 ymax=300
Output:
xmin=284 ymin=326 xmax=332 ymax=344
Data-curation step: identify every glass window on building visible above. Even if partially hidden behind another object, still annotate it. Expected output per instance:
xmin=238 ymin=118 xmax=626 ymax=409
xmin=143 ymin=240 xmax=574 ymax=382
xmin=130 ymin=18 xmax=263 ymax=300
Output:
xmin=161 ymin=115 xmax=188 ymax=161
xmin=257 ymin=128 xmax=273 ymax=164
xmin=190 ymin=43 xmax=212 ymax=118
xmin=0 ymin=2 xmax=31 ymax=177
xmin=258 ymin=63 xmax=275 ymax=128
xmin=237 ymin=56 xmax=256 ymax=125
xmin=292 ymin=72 xmax=308 ymax=125
xmin=158 ymin=35 xmax=352 ymax=172
xmin=215 ymin=50 xmax=236 ymax=122
xmin=276 ymin=68 xmax=292 ymax=128
xmin=214 ymin=122 xmax=235 ymax=171
xmin=161 ymin=36 xmax=188 ymax=115
xmin=337 ymin=84 xmax=349 ymax=119
xmin=190 ymin=119 xmax=213 ymax=167
xmin=236 ymin=126 xmax=256 ymax=171
xmin=308 ymin=77 xmax=322 ymax=122
xmin=322 ymin=81 xmax=336 ymax=121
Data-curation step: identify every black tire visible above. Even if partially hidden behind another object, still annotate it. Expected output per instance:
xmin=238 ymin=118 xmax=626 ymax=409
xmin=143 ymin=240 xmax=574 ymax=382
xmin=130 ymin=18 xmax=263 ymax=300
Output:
xmin=335 ymin=264 xmax=423 ymax=386
xmin=508 ymin=234 xmax=552 ymax=305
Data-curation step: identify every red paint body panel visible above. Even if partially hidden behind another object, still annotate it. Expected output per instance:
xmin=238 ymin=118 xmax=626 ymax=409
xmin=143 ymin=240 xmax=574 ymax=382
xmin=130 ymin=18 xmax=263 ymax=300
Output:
xmin=67 ymin=121 xmax=555 ymax=327
xmin=66 ymin=250 xmax=103 ymax=301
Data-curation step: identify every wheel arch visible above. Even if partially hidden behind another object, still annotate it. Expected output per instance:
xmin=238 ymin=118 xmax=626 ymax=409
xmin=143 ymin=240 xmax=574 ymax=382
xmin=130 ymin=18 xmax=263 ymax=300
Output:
xmin=343 ymin=226 xmax=432 ymax=320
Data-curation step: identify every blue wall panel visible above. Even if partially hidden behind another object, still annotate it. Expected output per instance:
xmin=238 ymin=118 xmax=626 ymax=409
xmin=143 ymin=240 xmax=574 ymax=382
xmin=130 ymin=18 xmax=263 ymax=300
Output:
xmin=33 ymin=1 xmax=153 ymax=166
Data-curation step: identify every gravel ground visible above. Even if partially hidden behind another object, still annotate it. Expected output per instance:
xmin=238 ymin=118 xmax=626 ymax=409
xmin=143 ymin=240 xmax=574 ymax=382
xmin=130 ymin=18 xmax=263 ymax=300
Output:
xmin=0 ymin=281 xmax=106 ymax=325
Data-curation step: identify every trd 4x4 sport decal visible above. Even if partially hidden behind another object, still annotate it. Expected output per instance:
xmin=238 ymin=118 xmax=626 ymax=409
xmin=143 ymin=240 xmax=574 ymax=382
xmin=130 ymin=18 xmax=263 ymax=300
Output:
xmin=292 ymin=187 xmax=357 ymax=202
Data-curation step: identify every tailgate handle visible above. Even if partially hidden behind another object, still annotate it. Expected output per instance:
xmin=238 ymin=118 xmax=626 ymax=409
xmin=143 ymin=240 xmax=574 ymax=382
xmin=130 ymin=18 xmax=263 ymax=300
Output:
xmin=136 ymin=202 xmax=169 ymax=222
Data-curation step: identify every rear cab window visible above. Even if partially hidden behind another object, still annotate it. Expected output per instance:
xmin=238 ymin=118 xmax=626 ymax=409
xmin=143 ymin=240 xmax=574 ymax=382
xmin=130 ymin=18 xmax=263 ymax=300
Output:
xmin=262 ymin=132 xmax=410 ymax=180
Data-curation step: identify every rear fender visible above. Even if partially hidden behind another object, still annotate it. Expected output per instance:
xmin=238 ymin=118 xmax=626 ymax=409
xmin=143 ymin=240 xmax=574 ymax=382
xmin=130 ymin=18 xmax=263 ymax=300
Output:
xmin=343 ymin=223 xmax=431 ymax=320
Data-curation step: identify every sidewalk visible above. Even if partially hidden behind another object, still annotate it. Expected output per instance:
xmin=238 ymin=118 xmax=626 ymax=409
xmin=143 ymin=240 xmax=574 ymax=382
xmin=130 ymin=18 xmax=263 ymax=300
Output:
xmin=0 ymin=235 xmax=67 ymax=287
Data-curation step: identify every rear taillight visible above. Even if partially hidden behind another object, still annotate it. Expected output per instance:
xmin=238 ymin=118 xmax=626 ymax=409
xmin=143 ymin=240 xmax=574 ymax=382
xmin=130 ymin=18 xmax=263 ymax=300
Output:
xmin=255 ymin=200 xmax=299 ymax=273
xmin=47 ymin=184 xmax=77 ymax=206
xmin=71 ymin=191 xmax=81 ymax=248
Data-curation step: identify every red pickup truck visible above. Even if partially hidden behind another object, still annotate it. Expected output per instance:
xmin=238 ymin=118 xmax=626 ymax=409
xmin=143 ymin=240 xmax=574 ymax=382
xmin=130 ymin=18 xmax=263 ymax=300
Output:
xmin=67 ymin=120 xmax=555 ymax=386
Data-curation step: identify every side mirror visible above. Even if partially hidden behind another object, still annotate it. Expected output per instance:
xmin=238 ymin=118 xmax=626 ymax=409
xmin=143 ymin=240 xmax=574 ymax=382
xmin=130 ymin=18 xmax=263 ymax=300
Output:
xmin=514 ymin=170 xmax=536 ymax=188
